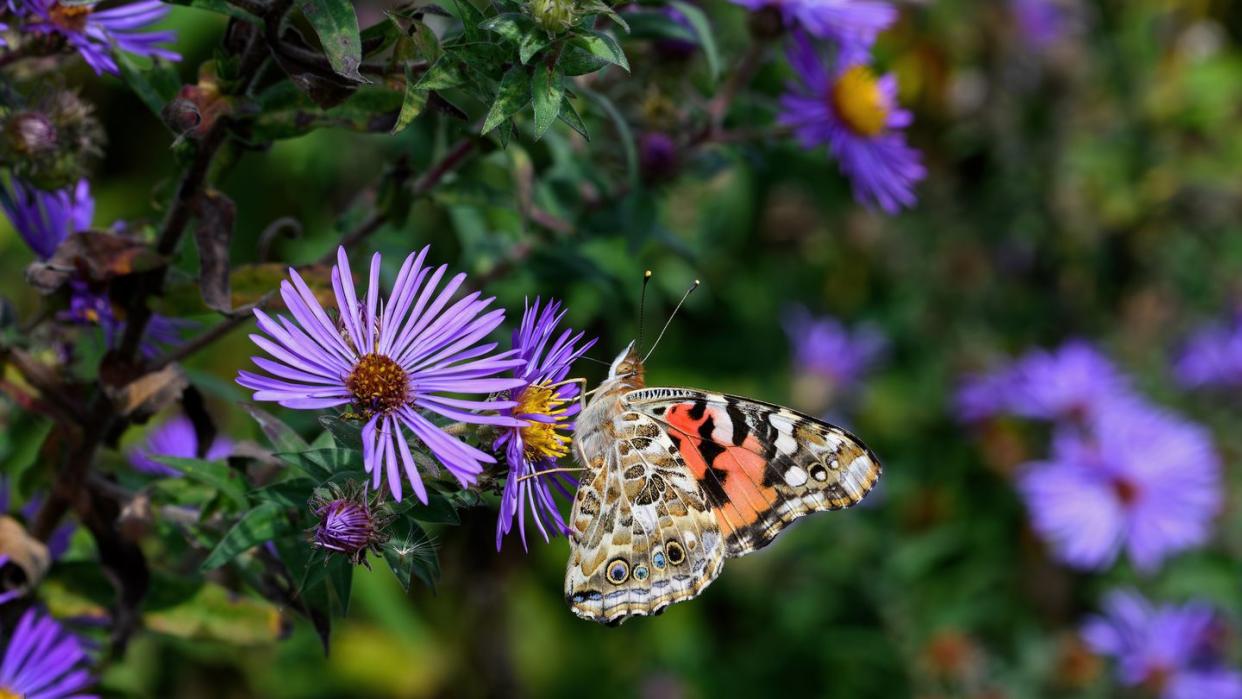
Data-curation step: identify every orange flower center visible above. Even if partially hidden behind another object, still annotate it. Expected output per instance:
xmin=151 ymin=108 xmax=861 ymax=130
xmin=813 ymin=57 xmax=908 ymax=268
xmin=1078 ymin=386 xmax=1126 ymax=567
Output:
xmin=345 ymin=353 xmax=409 ymax=415
xmin=516 ymin=382 xmax=571 ymax=460
xmin=49 ymin=2 xmax=93 ymax=32
xmin=0 ymin=686 xmax=21 ymax=699
xmin=830 ymin=66 xmax=889 ymax=137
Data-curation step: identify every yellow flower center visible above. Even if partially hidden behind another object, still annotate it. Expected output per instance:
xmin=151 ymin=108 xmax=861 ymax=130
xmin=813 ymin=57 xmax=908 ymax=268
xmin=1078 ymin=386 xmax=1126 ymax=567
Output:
xmin=516 ymin=382 xmax=571 ymax=461
xmin=0 ymin=686 xmax=21 ymax=699
xmin=345 ymin=353 xmax=409 ymax=415
xmin=830 ymin=66 xmax=889 ymax=137
xmin=50 ymin=2 xmax=93 ymax=32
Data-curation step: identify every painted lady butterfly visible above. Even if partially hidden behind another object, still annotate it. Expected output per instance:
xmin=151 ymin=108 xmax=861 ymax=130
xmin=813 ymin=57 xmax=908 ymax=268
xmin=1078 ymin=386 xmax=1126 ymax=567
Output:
xmin=564 ymin=339 xmax=882 ymax=624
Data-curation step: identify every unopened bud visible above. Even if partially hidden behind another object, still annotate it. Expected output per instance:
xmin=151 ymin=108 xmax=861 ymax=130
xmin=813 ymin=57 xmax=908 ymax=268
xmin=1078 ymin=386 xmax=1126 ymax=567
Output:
xmin=6 ymin=112 xmax=58 ymax=155
xmin=162 ymin=97 xmax=203 ymax=136
xmin=527 ymin=0 xmax=578 ymax=34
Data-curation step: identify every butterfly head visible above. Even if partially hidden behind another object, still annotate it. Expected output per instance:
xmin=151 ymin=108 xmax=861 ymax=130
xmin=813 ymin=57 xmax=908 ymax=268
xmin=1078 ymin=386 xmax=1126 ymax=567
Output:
xmin=608 ymin=341 xmax=645 ymax=386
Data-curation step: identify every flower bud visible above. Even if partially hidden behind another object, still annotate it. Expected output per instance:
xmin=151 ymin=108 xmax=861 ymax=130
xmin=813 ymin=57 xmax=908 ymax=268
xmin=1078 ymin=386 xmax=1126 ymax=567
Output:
xmin=527 ymin=0 xmax=578 ymax=34
xmin=5 ymin=112 xmax=59 ymax=155
xmin=309 ymin=483 xmax=391 ymax=567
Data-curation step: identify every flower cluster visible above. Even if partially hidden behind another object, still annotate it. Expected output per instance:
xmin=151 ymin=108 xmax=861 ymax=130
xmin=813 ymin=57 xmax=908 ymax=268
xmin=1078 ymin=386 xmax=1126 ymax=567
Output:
xmin=727 ymin=0 xmax=924 ymax=212
xmin=957 ymin=341 xmax=1222 ymax=573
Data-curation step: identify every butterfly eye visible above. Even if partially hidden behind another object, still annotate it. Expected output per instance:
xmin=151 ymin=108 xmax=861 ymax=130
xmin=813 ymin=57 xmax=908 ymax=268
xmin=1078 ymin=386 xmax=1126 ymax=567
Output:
xmin=665 ymin=540 xmax=685 ymax=565
xmin=652 ymin=551 xmax=666 ymax=569
xmin=633 ymin=565 xmax=649 ymax=581
xmin=606 ymin=558 xmax=630 ymax=584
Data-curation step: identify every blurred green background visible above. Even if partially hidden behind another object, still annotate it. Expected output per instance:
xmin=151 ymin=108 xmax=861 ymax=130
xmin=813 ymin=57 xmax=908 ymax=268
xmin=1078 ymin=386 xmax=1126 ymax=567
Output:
xmin=5 ymin=0 xmax=1242 ymax=696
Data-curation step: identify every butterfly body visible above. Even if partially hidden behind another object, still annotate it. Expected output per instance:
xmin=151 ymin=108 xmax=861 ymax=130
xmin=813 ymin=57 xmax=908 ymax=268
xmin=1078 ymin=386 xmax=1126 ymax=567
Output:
xmin=565 ymin=342 xmax=881 ymax=624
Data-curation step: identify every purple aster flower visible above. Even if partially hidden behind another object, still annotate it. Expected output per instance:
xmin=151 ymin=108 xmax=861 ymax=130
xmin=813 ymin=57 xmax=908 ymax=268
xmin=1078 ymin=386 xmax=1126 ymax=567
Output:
xmin=729 ymin=0 xmax=897 ymax=43
xmin=954 ymin=367 xmax=1018 ymax=423
xmin=494 ymin=298 xmax=596 ymax=550
xmin=1011 ymin=0 xmax=1068 ymax=48
xmin=23 ymin=0 xmax=180 ymax=76
xmin=783 ymin=305 xmax=885 ymax=390
xmin=238 ymin=246 xmax=526 ymax=503
xmin=1173 ymin=316 xmax=1242 ymax=389
xmin=1018 ymin=400 xmax=1221 ymax=572
xmin=309 ymin=482 xmax=391 ymax=567
xmin=1083 ymin=590 xmax=1242 ymax=699
xmin=58 ymin=280 xmax=192 ymax=360
xmin=0 ymin=609 xmax=97 ymax=699
xmin=0 ymin=177 xmax=92 ymax=260
xmin=779 ymin=32 xmax=924 ymax=213
xmin=127 ymin=415 xmax=233 ymax=477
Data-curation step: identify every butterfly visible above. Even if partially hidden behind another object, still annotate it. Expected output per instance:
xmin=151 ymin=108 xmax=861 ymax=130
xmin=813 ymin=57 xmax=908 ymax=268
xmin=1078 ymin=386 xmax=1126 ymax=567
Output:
xmin=564 ymin=339 xmax=882 ymax=624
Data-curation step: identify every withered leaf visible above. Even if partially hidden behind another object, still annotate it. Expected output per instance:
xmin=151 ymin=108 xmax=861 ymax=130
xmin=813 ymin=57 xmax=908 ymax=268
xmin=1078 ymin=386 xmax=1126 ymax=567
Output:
xmin=193 ymin=189 xmax=236 ymax=313
xmin=27 ymin=232 xmax=165 ymax=294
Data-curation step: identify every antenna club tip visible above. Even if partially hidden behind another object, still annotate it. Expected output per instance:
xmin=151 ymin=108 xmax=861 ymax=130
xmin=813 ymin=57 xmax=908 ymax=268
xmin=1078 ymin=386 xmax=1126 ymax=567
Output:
xmin=693 ymin=279 xmax=701 ymax=286
xmin=644 ymin=270 xmax=653 ymax=279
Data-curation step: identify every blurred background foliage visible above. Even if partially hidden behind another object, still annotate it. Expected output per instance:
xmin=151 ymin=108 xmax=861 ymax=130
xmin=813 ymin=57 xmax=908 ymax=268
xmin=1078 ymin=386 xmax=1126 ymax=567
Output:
xmin=4 ymin=0 xmax=1242 ymax=697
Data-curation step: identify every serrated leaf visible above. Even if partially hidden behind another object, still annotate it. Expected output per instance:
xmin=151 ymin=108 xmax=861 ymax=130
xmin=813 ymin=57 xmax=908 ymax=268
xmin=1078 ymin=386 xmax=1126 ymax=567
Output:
xmin=154 ymin=456 xmax=249 ymax=510
xmin=576 ymin=31 xmax=629 ymax=72
xmin=531 ymin=63 xmax=564 ymax=139
xmin=557 ymin=96 xmax=589 ymax=140
xmin=296 ymin=0 xmax=367 ymax=82
xmin=414 ymin=54 xmax=465 ymax=90
xmin=482 ymin=65 xmax=531 ymax=135
xmin=201 ymin=502 xmax=289 ymax=570
xmin=671 ymin=0 xmax=720 ymax=81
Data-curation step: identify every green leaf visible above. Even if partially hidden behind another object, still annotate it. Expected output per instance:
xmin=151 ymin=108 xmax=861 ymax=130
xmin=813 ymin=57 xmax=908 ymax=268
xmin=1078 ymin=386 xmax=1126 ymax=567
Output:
xmin=319 ymin=415 xmax=362 ymax=450
xmin=168 ymin=0 xmax=261 ymax=23
xmin=154 ymin=456 xmax=249 ymax=510
xmin=582 ymin=87 xmax=637 ymax=185
xmin=482 ymin=65 xmax=531 ymax=135
xmin=276 ymin=447 xmax=362 ymax=482
xmin=391 ymin=82 xmax=429 ymax=134
xmin=254 ymin=478 xmax=316 ymax=508
xmin=446 ymin=0 xmax=487 ymax=41
xmin=296 ymin=0 xmax=367 ymax=82
xmin=558 ymin=46 xmax=609 ymax=76
xmin=619 ymin=10 xmax=695 ymax=42
xmin=557 ymin=95 xmax=589 ymax=140
xmin=382 ymin=524 xmax=438 ymax=593
xmin=244 ymin=404 xmax=310 ymax=453
xmin=671 ymin=0 xmax=720 ymax=81
xmin=201 ymin=502 xmax=289 ymax=570
xmin=531 ymin=63 xmax=564 ymax=139
xmin=390 ymin=490 xmax=460 ymax=525
xmin=414 ymin=54 xmax=466 ymax=90
xmin=518 ymin=30 xmax=552 ymax=65
xmin=326 ymin=556 xmax=353 ymax=616
xmin=115 ymin=53 xmax=182 ymax=125
xmin=479 ymin=13 xmax=531 ymax=43
xmin=575 ymin=31 xmax=629 ymax=72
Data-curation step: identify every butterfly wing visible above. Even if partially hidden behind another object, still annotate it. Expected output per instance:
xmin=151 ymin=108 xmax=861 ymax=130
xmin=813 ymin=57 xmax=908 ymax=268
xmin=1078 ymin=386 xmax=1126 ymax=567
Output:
xmin=565 ymin=411 xmax=725 ymax=624
xmin=623 ymin=388 xmax=881 ymax=557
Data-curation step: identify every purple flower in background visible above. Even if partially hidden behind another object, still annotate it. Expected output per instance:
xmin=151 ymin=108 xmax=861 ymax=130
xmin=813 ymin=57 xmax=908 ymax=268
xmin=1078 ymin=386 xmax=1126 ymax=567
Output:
xmin=495 ymin=298 xmax=596 ymax=550
xmin=730 ymin=0 xmax=897 ymax=43
xmin=238 ymin=247 xmax=525 ymax=503
xmin=59 ymin=280 xmax=192 ymax=360
xmin=23 ymin=0 xmax=180 ymax=76
xmin=1174 ymin=316 xmax=1242 ymax=389
xmin=1083 ymin=590 xmax=1242 ymax=699
xmin=784 ymin=306 xmax=885 ymax=389
xmin=780 ymin=32 xmax=924 ymax=213
xmin=1018 ymin=401 xmax=1221 ymax=572
xmin=0 ymin=556 xmax=19 ymax=606
xmin=127 ymin=415 xmax=233 ymax=477
xmin=0 ymin=178 xmax=92 ymax=260
xmin=1011 ymin=0 xmax=1068 ymax=48
xmin=0 ymin=609 xmax=97 ymax=699
xmin=954 ymin=367 xmax=1018 ymax=422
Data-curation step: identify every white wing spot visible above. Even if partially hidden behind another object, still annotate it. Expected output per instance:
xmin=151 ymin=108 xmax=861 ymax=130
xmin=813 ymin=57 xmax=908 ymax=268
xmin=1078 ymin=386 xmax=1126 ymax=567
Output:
xmin=784 ymin=466 xmax=808 ymax=487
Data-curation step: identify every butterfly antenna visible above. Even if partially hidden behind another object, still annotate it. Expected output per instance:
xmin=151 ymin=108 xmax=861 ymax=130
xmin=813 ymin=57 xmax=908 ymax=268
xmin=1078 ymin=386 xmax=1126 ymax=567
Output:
xmin=643 ymin=278 xmax=700 ymax=363
xmin=637 ymin=269 xmax=653 ymax=354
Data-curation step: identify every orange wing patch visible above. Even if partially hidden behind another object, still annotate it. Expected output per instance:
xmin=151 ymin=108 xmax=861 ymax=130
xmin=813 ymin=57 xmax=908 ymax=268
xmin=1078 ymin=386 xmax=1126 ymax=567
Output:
xmin=663 ymin=401 xmax=780 ymax=538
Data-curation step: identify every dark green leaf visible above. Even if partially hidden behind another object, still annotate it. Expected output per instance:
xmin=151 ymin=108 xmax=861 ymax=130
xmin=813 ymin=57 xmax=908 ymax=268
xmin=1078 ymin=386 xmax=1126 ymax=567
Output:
xmin=154 ymin=456 xmax=249 ymax=509
xmin=518 ymin=30 xmax=552 ymax=64
xmin=326 ymin=556 xmax=353 ymax=616
xmin=575 ymin=31 xmax=629 ymax=72
xmin=390 ymin=490 xmax=460 ymax=525
xmin=244 ymin=404 xmax=310 ymax=453
xmin=446 ymin=0 xmax=487 ymax=41
xmin=319 ymin=415 xmax=362 ymax=450
xmin=296 ymin=0 xmax=367 ymax=82
xmin=414 ymin=54 xmax=466 ymax=90
xmin=671 ymin=0 xmax=720 ymax=81
xmin=115 ymin=53 xmax=182 ymax=126
xmin=531 ymin=63 xmax=564 ymax=139
xmin=482 ymin=65 xmax=531 ymax=135
xmin=557 ymin=95 xmax=589 ymax=140
xmin=276 ymin=447 xmax=362 ymax=482
xmin=382 ymin=524 xmax=438 ymax=592
xmin=168 ymin=0 xmax=261 ymax=23
xmin=557 ymin=46 xmax=609 ymax=76
xmin=480 ymin=13 xmax=531 ymax=43
xmin=201 ymin=502 xmax=290 ymax=570
xmin=392 ymin=83 xmax=429 ymax=134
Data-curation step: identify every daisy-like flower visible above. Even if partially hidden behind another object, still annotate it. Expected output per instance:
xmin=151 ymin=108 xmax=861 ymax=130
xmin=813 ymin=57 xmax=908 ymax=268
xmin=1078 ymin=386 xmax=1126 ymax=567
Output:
xmin=127 ymin=415 xmax=233 ymax=477
xmin=238 ymin=247 xmax=525 ymax=503
xmin=1173 ymin=316 xmax=1242 ymax=390
xmin=23 ymin=0 xmax=180 ymax=76
xmin=729 ymin=0 xmax=896 ymax=43
xmin=494 ymin=298 xmax=596 ymax=550
xmin=1083 ymin=590 xmax=1242 ymax=699
xmin=0 ymin=177 xmax=92 ymax=260
xmin=1018 ymin=400 xmax=1221 ymax=572
xmin=783 ymin=305 xmax=884 ymax=411
xmin=0 ymin=609 xmax=97 ymax=699
xmin=779 ymin=32 xmax=924 ymax=213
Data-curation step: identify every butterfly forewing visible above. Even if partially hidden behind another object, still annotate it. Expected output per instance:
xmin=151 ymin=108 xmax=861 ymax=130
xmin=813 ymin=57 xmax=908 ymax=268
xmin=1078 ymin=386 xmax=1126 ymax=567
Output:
xmin=623 ymin=388 xmax=882 ymax=556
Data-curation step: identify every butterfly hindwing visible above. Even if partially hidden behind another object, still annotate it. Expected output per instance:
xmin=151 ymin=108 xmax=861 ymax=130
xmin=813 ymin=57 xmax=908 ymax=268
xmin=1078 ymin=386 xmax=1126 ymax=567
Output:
xmin=564 ymin=411 xmax=725 ymax=624
xmin=623 ymin=388 xmax=882 ymax=556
